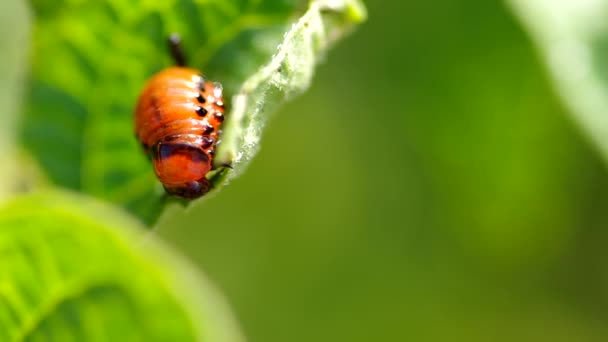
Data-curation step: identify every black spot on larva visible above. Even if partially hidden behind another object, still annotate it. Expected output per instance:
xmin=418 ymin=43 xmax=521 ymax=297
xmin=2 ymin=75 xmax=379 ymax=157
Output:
xmin=214 ymin=112 xmax=224 ymax=122
xmin=195 ymin=106 xmax=208 ymax=116
xmin=202 ymin=123 xmax=214 ymax=134
xmin=201 ymin=136 xmax=214 ymax=149
xmin=196 ymin=93 xmax=206 ymax=103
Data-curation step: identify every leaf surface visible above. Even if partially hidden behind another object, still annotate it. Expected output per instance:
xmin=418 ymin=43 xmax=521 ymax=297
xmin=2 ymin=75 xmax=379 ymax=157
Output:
xmin=510 ymin=0 xmax=608 ymax=164
xmin=0 ymin=191 xmax=242 ymax=341
xmin=21 ymin=0 xmax=366 ymax=225
xmin=0 ymin=1 xmax=31 ymax=200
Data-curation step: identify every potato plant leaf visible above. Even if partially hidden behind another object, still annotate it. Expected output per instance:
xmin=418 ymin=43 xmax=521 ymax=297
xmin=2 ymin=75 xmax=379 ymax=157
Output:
xmin=213 ymin=0 xmax=367 ymax=183
xmin=20 ymin=0 xmax=366 ymax=225
xmin=0 ymin=191 xmax=243 ymax=341
xmin=510 ymin=0 xmax=608 ymax=165
xmin=0 ymin=1 xmax=31 ymax=201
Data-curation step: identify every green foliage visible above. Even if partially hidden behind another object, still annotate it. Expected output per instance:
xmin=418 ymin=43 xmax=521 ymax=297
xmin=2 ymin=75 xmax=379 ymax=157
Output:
xmin=0 ymin=1 xmax=30 ymax=201
xmin=215 ymin=0 xmax=366 ymax=182
xmin=0 ymin=191 xmax=242 ymax=342
xmin=1 ymin=0 xmax=366 ymax=340
xmin=509 ymin=0 xmax=608 ymax=165
xmin=21 ymin=0 xmax=365 ymax=224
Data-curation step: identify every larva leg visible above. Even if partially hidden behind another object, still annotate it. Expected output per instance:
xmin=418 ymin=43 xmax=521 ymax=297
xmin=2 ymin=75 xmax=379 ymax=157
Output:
xmin=168 ymin=33 xmax=187 ymax=67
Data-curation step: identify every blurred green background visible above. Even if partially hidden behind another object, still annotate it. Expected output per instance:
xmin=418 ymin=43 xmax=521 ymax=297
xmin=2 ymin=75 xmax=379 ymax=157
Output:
xmin=155 ymin=0 xmax=608 ymax=341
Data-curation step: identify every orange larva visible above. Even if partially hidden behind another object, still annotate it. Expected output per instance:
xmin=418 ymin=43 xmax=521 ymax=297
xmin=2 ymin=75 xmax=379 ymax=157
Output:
xmin=134 ymin=34 xmax=225 ymax=198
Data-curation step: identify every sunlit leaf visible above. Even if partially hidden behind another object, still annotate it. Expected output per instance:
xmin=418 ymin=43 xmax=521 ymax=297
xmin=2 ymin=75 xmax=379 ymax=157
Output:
xmin=509 ymin=0 xmax=608 ymax=164
xmin=0 ymin=1 xmax=31 ymax=200
xmin=0 ymin=190 xmax=243 ymax=341
xmin=213 ymin=0 xmax=367 ymax=183
xmin=20 ymin=0 xmax=365 ymax=226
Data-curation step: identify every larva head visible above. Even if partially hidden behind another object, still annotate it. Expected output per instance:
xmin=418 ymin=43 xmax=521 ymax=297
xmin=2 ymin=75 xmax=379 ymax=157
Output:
xmin=152 ymin=140 xmax=212 ymax=198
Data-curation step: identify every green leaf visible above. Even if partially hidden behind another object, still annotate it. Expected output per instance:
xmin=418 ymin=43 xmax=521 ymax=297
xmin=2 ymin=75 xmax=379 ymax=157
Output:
xmin=509 ymin=0 xmax=608 ymax=164
xmin=0 ymin=190 xmax=243 ymax=341
xmin=20 ymin=0 xmax=366 ymax=225
xmin=21 ymin=0 xmax=297 ymax=225
xmin=213 ymin=0 xmax=367 ymax=183
xmin=0 ymin=1 xmax=31 ymax=200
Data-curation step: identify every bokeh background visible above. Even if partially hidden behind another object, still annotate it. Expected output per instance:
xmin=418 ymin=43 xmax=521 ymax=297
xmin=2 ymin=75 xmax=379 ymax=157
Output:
xmin=156 ymin=0 xmax=608 ymax=341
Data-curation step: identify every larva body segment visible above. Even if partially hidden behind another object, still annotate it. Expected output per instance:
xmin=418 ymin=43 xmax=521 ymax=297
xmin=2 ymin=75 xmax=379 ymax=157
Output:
xmin=134 ymin=66 xmax=225 ymax=198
